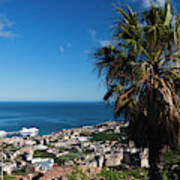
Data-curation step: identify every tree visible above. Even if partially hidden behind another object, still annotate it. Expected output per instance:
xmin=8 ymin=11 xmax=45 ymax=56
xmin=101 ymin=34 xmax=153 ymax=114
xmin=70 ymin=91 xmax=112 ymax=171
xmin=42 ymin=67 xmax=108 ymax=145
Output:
xmin=93 ymin=1 xmax=180 ymax=179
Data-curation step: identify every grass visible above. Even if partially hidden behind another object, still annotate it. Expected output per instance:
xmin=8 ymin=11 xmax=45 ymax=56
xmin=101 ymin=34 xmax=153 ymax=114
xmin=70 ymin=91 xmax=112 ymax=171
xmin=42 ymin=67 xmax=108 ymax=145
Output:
xmin=33 ymin=150 xmax=55 ymax=159
xmin=58 ymin=153 xmax=81 ymax=161
xmin=55 ymin=153 xmax=82 ymax=166
xmin=58 ymin=147 xmax=78 ymax=153
xmin=91 ymin=132 xmax=121 ymax=142
xmin=4 ymin=175 xmax=16 ymax=180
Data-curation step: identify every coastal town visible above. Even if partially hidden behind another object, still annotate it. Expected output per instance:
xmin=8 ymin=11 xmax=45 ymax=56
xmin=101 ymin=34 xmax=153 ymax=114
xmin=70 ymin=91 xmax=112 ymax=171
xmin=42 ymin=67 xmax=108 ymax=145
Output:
xmin=0 ymin=121 xmax=149 ymax=179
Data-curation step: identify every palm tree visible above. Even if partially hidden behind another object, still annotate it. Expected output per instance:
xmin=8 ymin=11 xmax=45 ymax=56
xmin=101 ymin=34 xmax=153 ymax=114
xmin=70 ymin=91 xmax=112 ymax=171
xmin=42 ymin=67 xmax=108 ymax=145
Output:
xmin=94 ymin=1 xmax=180 ymax=179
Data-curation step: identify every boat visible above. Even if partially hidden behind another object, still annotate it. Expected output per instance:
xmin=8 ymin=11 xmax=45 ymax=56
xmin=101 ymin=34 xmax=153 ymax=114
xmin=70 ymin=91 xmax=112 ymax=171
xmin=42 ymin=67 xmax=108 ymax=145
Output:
xmin=0 ymin=131 xmax=7 ymax=138
xmin=20 ymin=127 xmax=39 ymax=137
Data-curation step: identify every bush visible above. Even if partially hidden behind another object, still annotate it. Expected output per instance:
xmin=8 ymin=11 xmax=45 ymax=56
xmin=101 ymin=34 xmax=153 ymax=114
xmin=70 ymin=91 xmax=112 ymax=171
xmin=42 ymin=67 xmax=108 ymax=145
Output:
xmin=163 ymin=149 xmax=180 ymax=180
xmin=65 ymin=167 xmax=148 ymax=180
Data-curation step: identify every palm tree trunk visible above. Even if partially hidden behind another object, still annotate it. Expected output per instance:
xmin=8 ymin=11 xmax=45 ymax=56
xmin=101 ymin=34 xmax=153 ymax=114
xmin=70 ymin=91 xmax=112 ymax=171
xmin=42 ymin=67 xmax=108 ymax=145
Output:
xmin=148 ymin=143 xmax=164 ymax=180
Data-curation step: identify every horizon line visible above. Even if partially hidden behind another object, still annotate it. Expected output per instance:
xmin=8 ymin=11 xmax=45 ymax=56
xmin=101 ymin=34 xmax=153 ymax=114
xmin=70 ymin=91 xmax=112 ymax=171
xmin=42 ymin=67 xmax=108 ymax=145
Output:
xmin=0 ymin=100 xmax=104 ymax=103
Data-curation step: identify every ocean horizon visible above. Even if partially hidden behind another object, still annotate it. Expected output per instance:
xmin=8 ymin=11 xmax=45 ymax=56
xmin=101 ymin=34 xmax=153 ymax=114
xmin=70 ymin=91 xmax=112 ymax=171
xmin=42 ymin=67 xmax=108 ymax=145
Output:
xmin=0 ymin=101 xmax=122 ymax=136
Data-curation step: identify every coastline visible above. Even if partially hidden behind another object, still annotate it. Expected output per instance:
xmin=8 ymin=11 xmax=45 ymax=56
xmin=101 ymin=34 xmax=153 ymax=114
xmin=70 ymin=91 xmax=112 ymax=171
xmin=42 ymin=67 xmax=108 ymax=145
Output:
xmin=0 ymin=102 xmax=114 ymax=136
xmin=0 ymin=120 xmax=149 ymax=179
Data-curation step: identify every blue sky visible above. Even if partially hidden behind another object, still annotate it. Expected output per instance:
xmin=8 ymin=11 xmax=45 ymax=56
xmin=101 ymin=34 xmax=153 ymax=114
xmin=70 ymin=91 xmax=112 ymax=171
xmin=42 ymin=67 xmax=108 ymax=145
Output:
xmin=0 ymin=0 xmax=179 ymax=101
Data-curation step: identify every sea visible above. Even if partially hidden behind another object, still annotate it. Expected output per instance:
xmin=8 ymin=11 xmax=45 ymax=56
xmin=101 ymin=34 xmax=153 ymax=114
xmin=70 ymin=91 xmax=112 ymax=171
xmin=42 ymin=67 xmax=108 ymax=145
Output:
xmin=0 ymin=102 xmax=120 ymax=136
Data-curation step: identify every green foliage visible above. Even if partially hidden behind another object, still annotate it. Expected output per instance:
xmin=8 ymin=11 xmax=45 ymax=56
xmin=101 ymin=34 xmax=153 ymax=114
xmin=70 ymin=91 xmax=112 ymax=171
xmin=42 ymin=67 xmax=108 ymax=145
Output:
xmin=1 ymin=144 xmax=18 ymax=152
xmin=83 ymin=149 xmax=94 ymax=154
xmin=65 ymin=166 xmax=148 ymax=180
xmin=34 ymin=150 xmax=82 ymax=166
xmin=55 ymin=153 xmax=82 ymax=166
xmin=91 ymin=132 xmax=121 ymax=142
xmin=66 ymin=167 xmax=92 ymax=180
xmin=12 ymin=169 xmax=27 ymax=176
xmin=4 ymin=175 xmax=16 ymax=180
xmin=58 ymin=153 xmax=81 ymax=161
xmin=94 ymin=0 xmax=180 ymax=149
xmin=94 ymin=1 xmax=180 ymax=179
xmin=58 ymin=147 xmax=78 ymax=153
xmin=110 ymin=165 xmax=149 ymax=179
xmin=163 ymin=148 xmax=180 ymax=165
xmin=122 ymin=153 xmax=131 ymax=165
xmin=34 ymin=150 xmax=55 ymax=159
xmin=98 ymin=169 xmax=129 ymax=180
xmin=162 ymin=149 xmax=180 ymax=179
xmin=12 ymin=166 xmax=34 ymax=176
